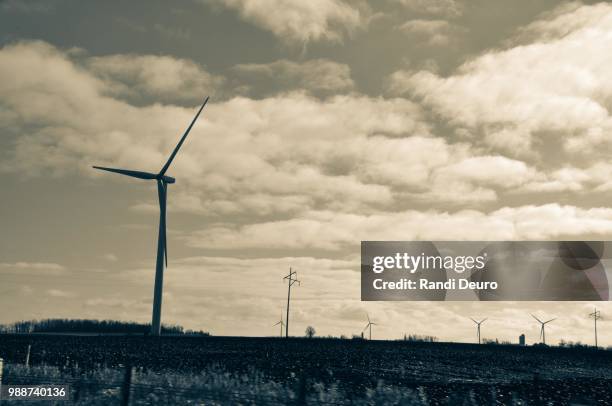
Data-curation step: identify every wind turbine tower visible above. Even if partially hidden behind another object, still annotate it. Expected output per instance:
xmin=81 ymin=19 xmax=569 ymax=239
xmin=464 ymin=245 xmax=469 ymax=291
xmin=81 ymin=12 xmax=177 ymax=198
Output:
xmin=363 ymin=314 xmax=376 ymax=340
xmin=283 ymin=268 xmax=300 ymax=338
xmin=93 ymin=97 xmax=209 ymax=336
xmin=531 ymin=314 xmax=556 ymax=345
xmin=589 ymin=308 xmax=602 ymax=348
xmin=273 ymin=310 xmax=285 ymax=338
xmin=470 ymin=317 xmax=487 ymax=344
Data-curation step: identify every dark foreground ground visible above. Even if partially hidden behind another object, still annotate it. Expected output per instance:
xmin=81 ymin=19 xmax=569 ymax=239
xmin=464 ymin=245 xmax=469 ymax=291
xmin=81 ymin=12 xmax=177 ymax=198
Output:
xmin=0 ymin=334 xmax=611 ymax=404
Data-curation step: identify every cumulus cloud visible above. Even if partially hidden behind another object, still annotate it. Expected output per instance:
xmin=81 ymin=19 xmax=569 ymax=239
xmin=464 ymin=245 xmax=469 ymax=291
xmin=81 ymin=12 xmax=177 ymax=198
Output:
xmin=232 ymin=59 xmax=354 ymax=96
xmin=433 ymin=156 xmax=536 ymax=189
xmin=512 ymin=2 xmax=605 ymax=44
xmin=46 ymin=289 xmax=75 ymax=298
xmin=388 ymin=2 xmax=612 ymax=158
xmin=186 ymin=204 xmax=612 ymax=250
xmin=203 ymin=0 xmax=367 ymax=44
xmin=512 ymin=163 xmax=612 ymax=194
xmin=5 ymin=40 xmax=607 ymax=221
xmin=393 ymin=0 xmax=463 ymax=18
xmin=87 ymin=54 xmax=224 ymax=104
xmin=407 ymin=156 xmax=539 ymax=204
xmin=398 ymin=19 xmax=466 ymax=46
xmin=103 ymin=253 xmax=118 ymax=262
xmin=5 ymin=41 xmax=473 ymax=215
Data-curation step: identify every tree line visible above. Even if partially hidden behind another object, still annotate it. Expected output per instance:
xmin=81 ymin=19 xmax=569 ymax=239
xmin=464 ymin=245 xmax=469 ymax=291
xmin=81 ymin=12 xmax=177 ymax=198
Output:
xmin=0 ymin=319 xmax=209 ymax=335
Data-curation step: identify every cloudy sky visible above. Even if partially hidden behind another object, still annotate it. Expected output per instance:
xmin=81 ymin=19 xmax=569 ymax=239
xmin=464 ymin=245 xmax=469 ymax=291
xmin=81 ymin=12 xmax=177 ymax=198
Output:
xmin=1 ymin=0 xmax=611 ymax=345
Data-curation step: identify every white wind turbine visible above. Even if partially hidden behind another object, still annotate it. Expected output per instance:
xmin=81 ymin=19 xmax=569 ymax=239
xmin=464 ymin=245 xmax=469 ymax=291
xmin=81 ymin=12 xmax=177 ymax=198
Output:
xmin=470 ymin=317 xmax=487 ymax=344
xmin=531 ymin=314 xmax=556 ymax=345
xmin=363 ymin=314 xmax=377 ymax=340
xmin=273 ymin=310 xmax=285 ymax=338
xmin=93 ymin=97 xmax=209 ymax=336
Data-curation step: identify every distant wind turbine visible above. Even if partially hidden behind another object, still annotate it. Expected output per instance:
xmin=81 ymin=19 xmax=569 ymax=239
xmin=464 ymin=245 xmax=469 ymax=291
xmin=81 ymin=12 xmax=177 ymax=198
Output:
xmin=531 ymin=314 xmax=556 ymax=345
xmin=93 ymin=97 xmax=209 ymax=336
xmin=363 ymin=314 xmax=377 ymax=340
xmin=470 ymin=317 xmax=487 ymax=344
xmin=273 ymin=310 xmax=285 ymax=338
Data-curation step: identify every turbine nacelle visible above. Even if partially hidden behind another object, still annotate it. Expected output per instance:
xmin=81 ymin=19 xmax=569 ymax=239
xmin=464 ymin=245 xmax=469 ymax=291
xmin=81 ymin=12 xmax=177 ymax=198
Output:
xmin=160 ymin=175 xmax=176 ymax=184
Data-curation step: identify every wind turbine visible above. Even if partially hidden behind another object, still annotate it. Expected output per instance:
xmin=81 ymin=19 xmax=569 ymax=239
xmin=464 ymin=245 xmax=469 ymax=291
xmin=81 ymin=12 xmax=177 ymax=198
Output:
xmin=531 ymin=314 xmax=556 ymax=345
xmin=470 ymin=317 xmax=487 ymax=344
xmin=363 ymin=314 xmax=376 ymax=340
xmin=273 ymin=310 xmax=285 ymax=338
xmin=93 ymin=97 xmax=209 ymax=336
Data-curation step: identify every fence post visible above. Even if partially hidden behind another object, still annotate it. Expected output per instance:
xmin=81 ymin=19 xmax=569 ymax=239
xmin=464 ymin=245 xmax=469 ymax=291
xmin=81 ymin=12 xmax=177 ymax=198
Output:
xmin=121 ymin=365 xmax=133 ymax=406
xmin=0 ymin=357 xmax=4 ymax=384
xmin=0 ymin=357 xmax=4 ymax=398
xmin=25 ymin=344 xmax=31 ymax=367
xmin=296 ymin=370 xmax=308 ymax=405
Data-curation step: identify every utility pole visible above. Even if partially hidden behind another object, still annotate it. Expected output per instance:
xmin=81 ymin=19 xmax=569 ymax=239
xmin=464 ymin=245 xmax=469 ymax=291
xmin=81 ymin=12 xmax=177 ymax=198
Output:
xmin=284 ymin=268 xmax=300 ymax=338
xmin=589 ymin=308 xmax=601 ymax=348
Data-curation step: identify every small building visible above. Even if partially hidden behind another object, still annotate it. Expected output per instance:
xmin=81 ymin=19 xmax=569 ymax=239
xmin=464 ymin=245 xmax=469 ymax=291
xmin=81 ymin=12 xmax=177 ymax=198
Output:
xmin=519 ymin=334 xmax=526 ymax=346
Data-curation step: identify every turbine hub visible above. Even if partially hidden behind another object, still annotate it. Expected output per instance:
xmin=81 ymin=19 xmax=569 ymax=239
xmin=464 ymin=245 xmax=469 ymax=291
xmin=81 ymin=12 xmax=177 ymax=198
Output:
xmin=158 ymin=175 xmax=176 ymax=184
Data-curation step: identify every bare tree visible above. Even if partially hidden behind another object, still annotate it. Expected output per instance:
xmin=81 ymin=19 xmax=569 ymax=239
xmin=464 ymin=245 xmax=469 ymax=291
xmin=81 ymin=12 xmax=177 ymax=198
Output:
xmin=305 ymin=326 xmax=316 ymax=338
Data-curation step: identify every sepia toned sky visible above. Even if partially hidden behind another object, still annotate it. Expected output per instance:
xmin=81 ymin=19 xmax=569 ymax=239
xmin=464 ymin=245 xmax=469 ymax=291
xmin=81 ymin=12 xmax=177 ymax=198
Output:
xmin=1 ymin=0 xmax=612 ymax=345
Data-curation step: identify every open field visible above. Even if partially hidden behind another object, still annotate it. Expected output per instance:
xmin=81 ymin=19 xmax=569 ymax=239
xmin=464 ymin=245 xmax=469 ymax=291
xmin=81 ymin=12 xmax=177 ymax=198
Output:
xmin=1 ymin=334 xmax=611 ymax=404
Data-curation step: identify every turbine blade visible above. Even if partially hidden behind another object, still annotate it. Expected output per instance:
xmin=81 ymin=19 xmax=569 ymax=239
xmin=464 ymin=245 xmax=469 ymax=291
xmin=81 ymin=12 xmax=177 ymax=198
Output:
xmin=159 ymin=97 xmax=209 ymax=176
xmin=470 ymin=317 xmax=478 ymax=324
xmin=531 ymin=314 xmax=543 ymax=323
xmin=544 ymin=318 xmax=556 ymax=324
xmin=367 ymin=313 xmax=371 ymax=323
xmin=363 ymin=324 xmax=369 ymax=331
xmin=273 ymin=321 xmax=281 ymax=326
xmin=93 ymin=166 xmax=157 ymax=180
xmin=481 ymin=318 xmax=487 ymax=324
